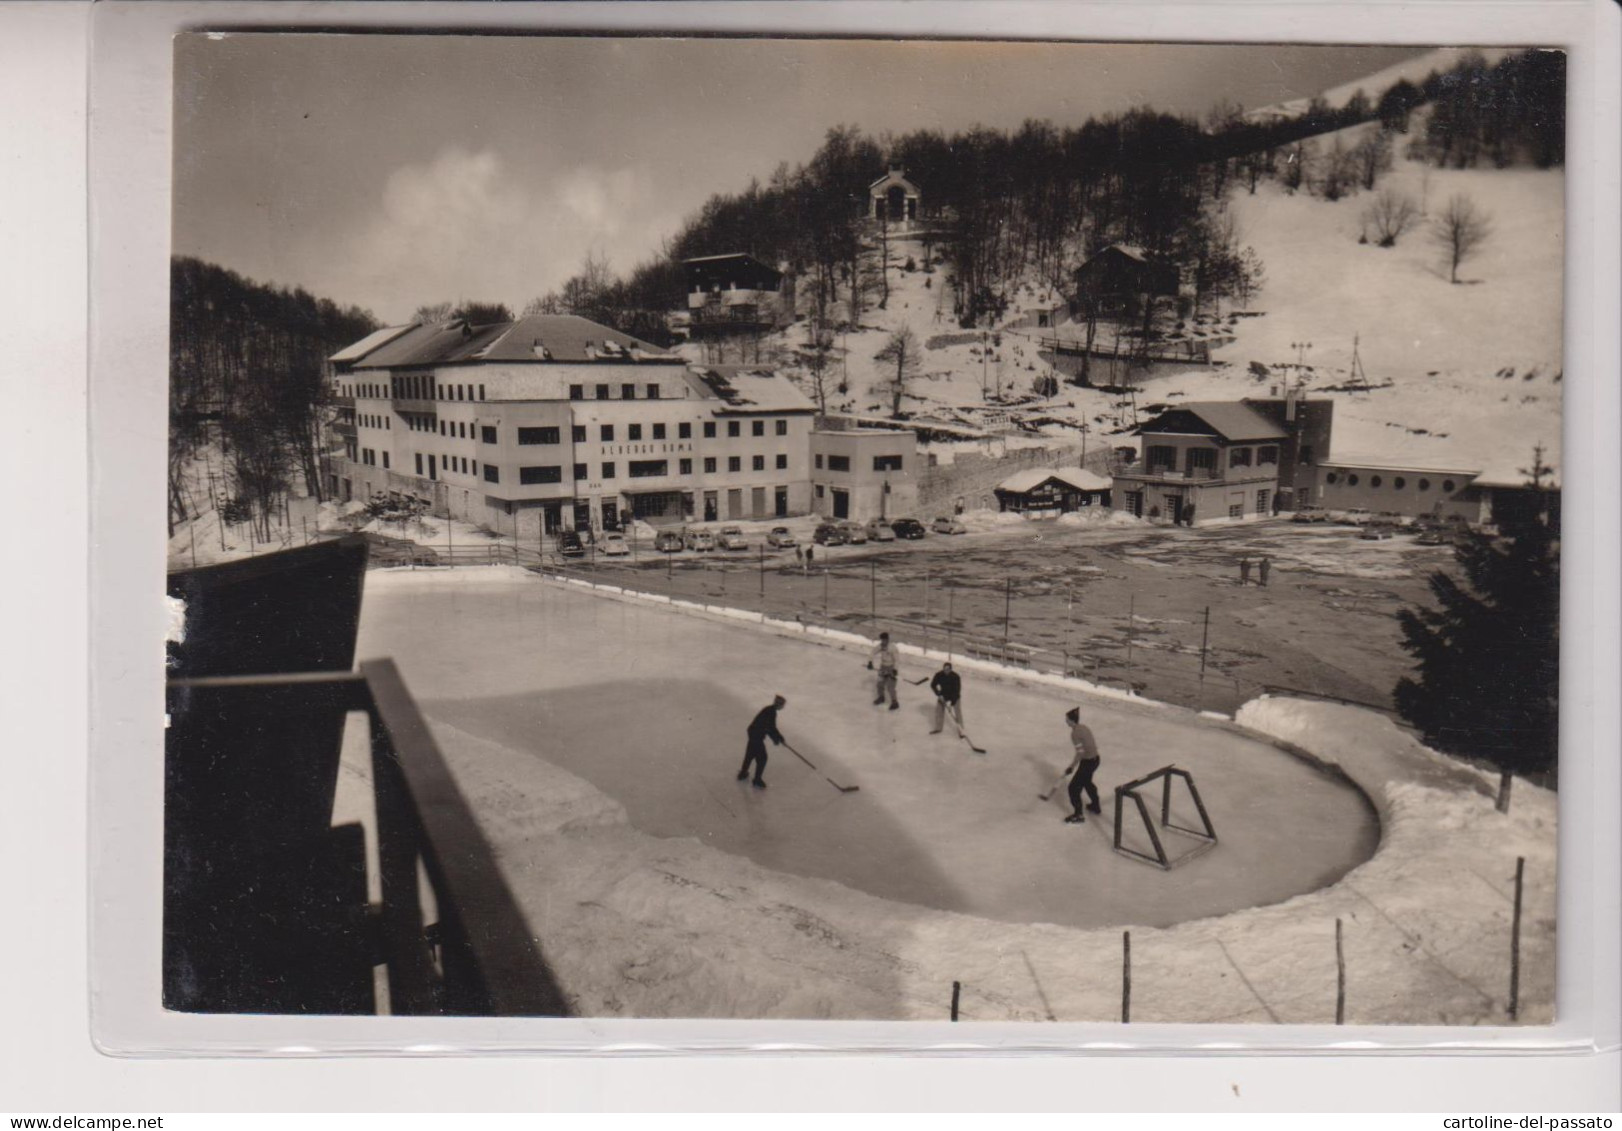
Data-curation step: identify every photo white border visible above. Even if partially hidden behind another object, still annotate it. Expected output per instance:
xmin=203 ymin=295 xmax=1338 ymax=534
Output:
xmin=81 ymin=0 xmax=1619 ymax=1082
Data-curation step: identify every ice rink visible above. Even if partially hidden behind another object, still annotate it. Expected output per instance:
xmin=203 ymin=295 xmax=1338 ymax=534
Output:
xmin=356 ymin=569 xmax=1379 ymax=930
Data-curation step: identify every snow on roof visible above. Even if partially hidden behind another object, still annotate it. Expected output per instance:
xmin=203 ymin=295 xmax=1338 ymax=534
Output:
xmin=996 ymin=467 xmax=1112 ymax=495
xmin=1320 ymin=454 xmax=1481 ymax=476
xmin=868 ymin=168 xmax=921 ymax=194
xmin=687 ymin=365 xmax=816 ymax=413
xmin=329 ymin=324 xmax=414 ymax=364
xmin=349 ymin=314 xmax=677 ymax=368
xmin=1141 ymin=402 xmax=1287 ymax=442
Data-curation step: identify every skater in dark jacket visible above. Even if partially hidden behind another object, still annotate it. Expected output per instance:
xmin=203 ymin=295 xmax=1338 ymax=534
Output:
xmin=737 ymin=695 xmax=787 ymax=789
xmin=1062 ymin=706 xmax=1104 ymax=823
xmin=928 ymin=662 xmax=964 ymax=735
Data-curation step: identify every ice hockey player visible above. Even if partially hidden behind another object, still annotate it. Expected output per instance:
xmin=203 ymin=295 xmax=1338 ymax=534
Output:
xmin=928 ymin=661 xmax=964 ymax=735
xmin=867 ymin=632 xmax=900 ymax=710
xmin=1062 ymin=706 xmax=1104 ymax=824
xmin=736 ymin=695 xmax=787 ymax=789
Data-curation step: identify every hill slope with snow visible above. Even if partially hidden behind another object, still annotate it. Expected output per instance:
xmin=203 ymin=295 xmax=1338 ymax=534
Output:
xmin=722 ymin=105 xmax=1561 ymax=486
xmin=1243 ymin=46 xmax=1513 ymax=123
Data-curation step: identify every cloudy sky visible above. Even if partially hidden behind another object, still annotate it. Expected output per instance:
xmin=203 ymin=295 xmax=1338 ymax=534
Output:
xmin=173 ymin=35 xmax=1425 ymax=324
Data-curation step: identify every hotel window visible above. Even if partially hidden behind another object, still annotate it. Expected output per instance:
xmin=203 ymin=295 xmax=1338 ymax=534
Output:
xmin=679 ymin=458 xmax=693 ymax=475
xmin=602 ymin=462 xmax=616 ymax=479
xmin=382 ymin=452 xmax=390 ymax=469
xmin=1229 ymin=447 xmax=1253 ymax=468
xmin=1256 ymin=489 xmax=1270 ymax=514
xmin=1258 ymin=446 xmax=1280 ymax=466
xmin=574 ymin=463 xmax=587 ymax=480
xmin=1347 ymin=474 xmax=1360 ymax=486
xmin=572 ymin=425 xmax=587 ymax=442
xmin=677 ymin=422 xmax=691 ymax=439
xmin=774 ymin=454 xmax=787 ymax=470
xmin=728 ymin=456 xmax=741 ymax=473
xmin=752 ymin=420 xmax=765 ymax=437
xmin=727 ymin=421 xmax=740 ymax=438
xmin=519 ymin=466 xmax=562 ymax=485
xmin=483 ymin=464 xmax=500 ymax=483
xmin=753 ymin=455 xmax=765 ymax=472
xmin=1147 ymin=445 xmax=1176 ymax=472
xmin=704 ymin=422 xmax=716 ymax=439
xmin=1394 ymin=477 xmax=1406 ymax=489
xmin=415 ymin=453 xmax=423 ymax=475
xmin=518 ymin=427 xmax=560 ymax=445
xmin=1418 ymin=478 xmax=1431 ymax=490
xmin=1229 ymin=503 xmax=1243 ymax=519
xmin=873 ymin=455 xmax=903 ymax=472
xmin=1300 ymin=445 xmax=1315 ymax=465
xmin=704 ymin=457 xmax=717 ymax=473
xmin=457 ymin=422 xmax=466 ymax=438
xmin=629 ymin=460 xmax=668 ymax=478
xmin=827 ymin=455 xmax=851 ymax=472
xmin=1370 ymin=475 xmax=1383 ymax=488
xmin=1442 ymin=479 xmax=1456 ymax=492
xmin=815 ymin=454 xmax=824 ymax=469
xmin=478 ymin=385 xmax=485 ymax=400
xmin=815 ymin=485 xmax=825 ymax=498
xmin=622 ymin=384 xmax=636 ymax=400
xmin=628 ymin=424 xmax=643 ymax=441
xmin=600 ymin=424 xmax=615 ymax=442
xmin=595 ymin=384 xmax=610 ymax=400
xmin=652 ymin=423 xmax=666 ymax=440
xmin=569 ymin=384 xmax=584 ymax=400
xmin=775 ymin=420 xmax=788 ymax=436
xmin=1326 ymin=472 xmax=1339 ymax=484
xmin=647 ymin=384 xmax=661 ymax=400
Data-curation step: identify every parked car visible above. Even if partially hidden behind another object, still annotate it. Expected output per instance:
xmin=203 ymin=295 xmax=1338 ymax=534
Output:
xmin=1291 ymin=505 xmax=1329 ymax=524
xmin=600 ymin=533 xmax=630 ymax=556
xmin=1358 ymin=524 xmax=1396 ymax=541
xmin=891 ymin=518 xmax=927 ymax=540
xmin=684 ymin=528 xmax=716 ymax=552
xmin=654 ymin=531 xmax=684 ymax=553
xmin=864 ymin=520 xmax=897 ymax=542
xmin=813 ymin=522 xmax=848 ymax=546
xmin=1415 ymin=528 xmax=1450 ymax=546
xmin=839 ymin=522 xmax=868 ymax=545
xmin=558 ymin=530 xmax=586 ymax=557
xmin=717 ymin=525 xmax=749 ymax=551
xmin=765 ymin=526 xmax=798 ymax=549
xmin=932 ymin=516 xmax=967 ymax=535
xmin=1342 ymin=507 xmax=1375 ymax=526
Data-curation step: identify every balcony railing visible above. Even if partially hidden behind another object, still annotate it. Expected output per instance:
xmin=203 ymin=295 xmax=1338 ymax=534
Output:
xmin=1114 ymin=466 xmax=1222 ymax=484
xmin=392 ymin=396 xmax=438 ymax=415
xmin=165 ymin=660 xmax=568 ymax=1016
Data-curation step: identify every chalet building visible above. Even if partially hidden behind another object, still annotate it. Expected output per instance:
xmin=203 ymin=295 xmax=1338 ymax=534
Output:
xmin=868 ymin=167 xmax=923 ymax=228
xmin=994 ymin=467 xmax=1112 ymax=516
xmin=1111 ymin=401 xmax=1292 ymax=525
xmin=326 ymin=314 xmax=814 ymax=538
xmin=682 ymin=254 xmax=787 ymax=338
xmin=809 ymin=427 xmax=919 ymax=523
xmin=1070 ymin=244 xmax=1181 ymax=315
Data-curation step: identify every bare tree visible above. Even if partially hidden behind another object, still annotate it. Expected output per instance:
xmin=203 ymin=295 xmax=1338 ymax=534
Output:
xmin=1432 ymin=193 xmax=1492 ymax=283
xmin=1353 ymin=129 xmax=1393 ymax=190
xmin=800 ymin=326 xmax=835 ymax=414
xmin=1361 ymin=187 xmax=1421 ymax=247
xmin=874 ymin=326 xmax=922 ymax=417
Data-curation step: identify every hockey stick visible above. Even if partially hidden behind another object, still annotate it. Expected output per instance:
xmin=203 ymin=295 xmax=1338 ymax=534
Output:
xmin=781 ymin=742 xmax=861 ymax=794
xmin=1038 ymin=769 xmax=1070 ymax=801
xmin=950 ymin=713 xmax=987 ymax=754
xmin=907 ymin=675 xmax=931 ymax=686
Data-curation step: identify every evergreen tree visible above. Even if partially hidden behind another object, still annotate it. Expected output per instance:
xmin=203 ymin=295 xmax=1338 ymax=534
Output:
xmin=1394 ymin=448 xmax=1559 ymax=811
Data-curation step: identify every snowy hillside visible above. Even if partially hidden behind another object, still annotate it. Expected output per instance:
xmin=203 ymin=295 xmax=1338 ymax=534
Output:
xmin=1243 ymin=47 xmax=1514 ymax=123
xmin=720 ymin=105 xmax=1560 ymax=487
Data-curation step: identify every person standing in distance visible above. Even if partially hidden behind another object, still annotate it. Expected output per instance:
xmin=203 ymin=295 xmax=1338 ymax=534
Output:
xmin=1062 ymin=706 xmax=1104 ymax=824
xmin=928 ymin=661 xmax=964 ymax=735
xmin=868 ymin=631 xmax=900 ymax=710
xmin=736 ymin=695 xmax=787 ymax=789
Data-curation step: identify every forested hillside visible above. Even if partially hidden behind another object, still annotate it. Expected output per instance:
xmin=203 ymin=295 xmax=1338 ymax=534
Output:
xmin=169 ymin=256 xmax=378 ymax=535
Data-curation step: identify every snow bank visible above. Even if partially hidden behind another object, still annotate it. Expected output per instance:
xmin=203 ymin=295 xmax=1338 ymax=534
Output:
xmin=1057 ymin=508 xmax=1141 ymax=529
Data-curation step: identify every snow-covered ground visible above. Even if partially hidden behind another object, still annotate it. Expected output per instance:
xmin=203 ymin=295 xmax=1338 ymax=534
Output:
xmin=335 ymin=567 xmax=1555 ymax=1024
xmin=737 ymin=107 xmax=1561 ymax=488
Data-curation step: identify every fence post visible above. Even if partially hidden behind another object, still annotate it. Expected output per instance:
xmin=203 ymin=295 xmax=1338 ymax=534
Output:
xmin=1125 ymin=593 xmax=1136 ymax=686
xmin=1199 ymin=605 xmax=1210 ymax=678
xmin=950 ymin=980 xmax=961 ymax=1022
xmin=758 ymin=544 xmax=764 ymax=598
xmin=189 ymin=523 xmax=197 ymax=569
xmin=870 ymin=559 xmax=877 ymax=634
xmin=947 ymin=585 xmax=955 ymax=659
xmin=447 ymin=516 xmax=453 ymax=569
xmin=1335 ymin=917 xmax=1346 ymax=1024
xmin=1509 ymin=855 xmax=1525 ymax=1021
xmin=302 ymin=515 xmax=309 ymax=546
xmin=1003 ymin=576 xmax=1012 ymax=661
xmin=922 ymin=570 xmax=930 ymax=651
xmin=1121 ymin=930 xmax=1132 ymax=1023
xmin=822 ymin=566 xmax=828 ymax=615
